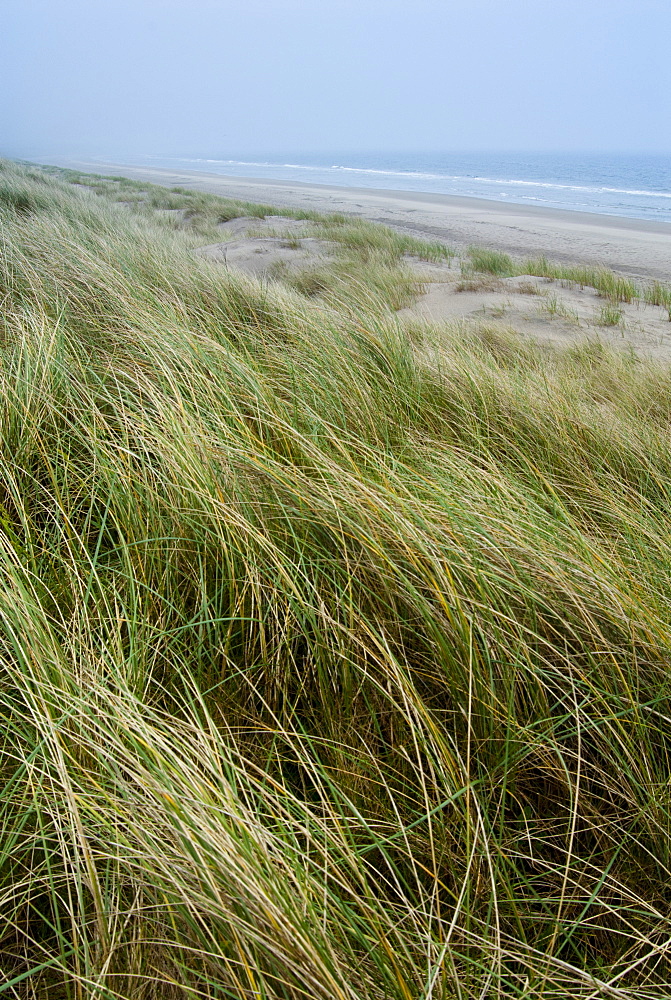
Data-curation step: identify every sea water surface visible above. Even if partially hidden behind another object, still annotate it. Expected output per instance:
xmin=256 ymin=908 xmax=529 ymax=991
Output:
xmin=134 ymin=152 xmax=671 ymax=224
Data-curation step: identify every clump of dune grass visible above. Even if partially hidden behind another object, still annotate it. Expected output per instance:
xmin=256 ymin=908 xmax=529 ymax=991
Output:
xmin=596 ymin=302 xmax=624 ymax=326
xmin=4 ymin=158 xmax=671 ymax=998
xmin=538 ymin=293 xmax=581 ymax=325
xmin=523 ymin=255 xmax=642 ymax=303
xmin=644 ymin=281 xmax=671 ymax=320
xmin=467 ymin=245 xmax=515 ymax=275
xmin=645 ymin=281 xmax=671 ymax=308
xmin=315 ymin=216 xmax=455 ymax=264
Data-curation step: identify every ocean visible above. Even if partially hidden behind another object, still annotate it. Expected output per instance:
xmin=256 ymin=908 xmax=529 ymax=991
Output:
xmin=136 ymin=151 xmax=671 ymax=224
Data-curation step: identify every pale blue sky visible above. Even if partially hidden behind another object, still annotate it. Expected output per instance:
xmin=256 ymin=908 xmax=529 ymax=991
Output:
xmin=3 ymin=0 xmax=670 ymax=158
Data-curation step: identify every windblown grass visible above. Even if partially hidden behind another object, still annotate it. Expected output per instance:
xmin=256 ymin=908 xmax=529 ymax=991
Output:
xmin=44 ymin=166 xmax=446 ymax=317
xmin=3 ymin=159 xmax=671 ymax=998
xmin=521 ymin=256 xmax=647 ymax=306
xmin=464 ymin=248 xmax=671 ymax=315
xmin=596 ymin=302 xmax=624 ymax=327
xmin=644 ymin=282 xmax=671 ymax=320
xmin=466 ymin=246 xmax=515 ymax=276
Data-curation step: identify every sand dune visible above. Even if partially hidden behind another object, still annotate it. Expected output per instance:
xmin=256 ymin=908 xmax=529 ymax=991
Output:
xmin=399 ymin=259 xmax=671 ymax=360
xmin=192 ymin=214 xmax=335 ymax=277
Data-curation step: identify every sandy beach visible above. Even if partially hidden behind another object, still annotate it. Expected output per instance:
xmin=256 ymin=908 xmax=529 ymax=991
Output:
xmin=54 ymin=159 xmax=671 ymax=282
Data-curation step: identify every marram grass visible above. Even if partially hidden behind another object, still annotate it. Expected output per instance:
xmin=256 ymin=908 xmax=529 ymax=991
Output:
xmin=2 ymin=160 xmax=671 ymax=998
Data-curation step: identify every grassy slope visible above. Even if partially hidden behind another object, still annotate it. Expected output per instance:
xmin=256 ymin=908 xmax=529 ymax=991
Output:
xmin=2 ymin=160 xmax=671 ymax=998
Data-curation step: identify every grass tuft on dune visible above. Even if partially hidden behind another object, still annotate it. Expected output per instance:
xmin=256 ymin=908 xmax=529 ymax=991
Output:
xmin=3 ymin=159 xmax=671 ymax=998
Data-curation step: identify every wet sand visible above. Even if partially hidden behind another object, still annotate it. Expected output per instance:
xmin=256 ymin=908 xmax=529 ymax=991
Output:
xmin=52 ymin=159 xmax=671 ymax=282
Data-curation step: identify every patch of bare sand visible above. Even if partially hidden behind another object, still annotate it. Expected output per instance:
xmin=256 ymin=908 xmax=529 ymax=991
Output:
xmin=217 ymin=215 xmax=316 ymax=237
xmin=399 ymin=269 xmax=671 ymax=361
xmin=193 ymin=235 xmax=336 ymax=279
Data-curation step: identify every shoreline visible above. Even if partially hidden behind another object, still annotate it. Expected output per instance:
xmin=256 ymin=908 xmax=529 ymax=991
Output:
xmin=48 ymin=159 xmax=671 ymax=281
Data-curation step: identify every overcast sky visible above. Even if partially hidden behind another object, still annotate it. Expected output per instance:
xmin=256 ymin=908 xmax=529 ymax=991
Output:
xmin=3 ymin=0 xmax=670 ymax=159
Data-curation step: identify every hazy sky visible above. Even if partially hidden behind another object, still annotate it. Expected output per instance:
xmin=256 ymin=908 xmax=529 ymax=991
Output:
xmin=3 ymin=0 xmax=670 ymax=159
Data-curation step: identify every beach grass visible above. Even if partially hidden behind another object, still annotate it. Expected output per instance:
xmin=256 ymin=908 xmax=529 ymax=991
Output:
xmin=518 ymin=256 xmax=650 ymax=306
xmin=462 ymin=249 xmax=671 ymax=314
xmin=466 ymin=246 xmax=515 ymax=275
xmin=644 ymin=282 xmax=671 ymax=320
xmin=596 ymin=302 xmax=624 ymax=326
xmin=3 ymin=159 xmax=671 ymax=998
